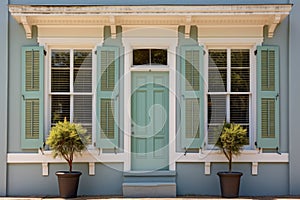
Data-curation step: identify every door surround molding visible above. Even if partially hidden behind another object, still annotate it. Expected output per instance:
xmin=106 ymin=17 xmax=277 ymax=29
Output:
xmin=123 ymin=31 xmax=178 ymax=171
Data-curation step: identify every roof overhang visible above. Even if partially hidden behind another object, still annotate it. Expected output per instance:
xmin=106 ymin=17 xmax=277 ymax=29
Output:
xmin=9 ymin=4 xmax=292 ymax=39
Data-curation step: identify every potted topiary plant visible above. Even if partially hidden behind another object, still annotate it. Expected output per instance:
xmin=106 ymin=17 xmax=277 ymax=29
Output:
xmin=46 ymin=118 xmax=90 ymax=198
xmin=215 ymin=122 xmax=248 ymax=198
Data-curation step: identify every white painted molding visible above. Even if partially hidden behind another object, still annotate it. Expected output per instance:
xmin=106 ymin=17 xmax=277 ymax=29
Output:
xmin=37 ymin=37 xmax=103 ymax=47
xmin=9 ymin=5 xmax=291 ymax=39
xmin=9 ymin=5 xmax=292 ymax=16
xmin=199 ymin=37 xmax=264 ymax=47
xmin=268 ymin=14 xmax=282 ymax=38
xmin=109 ymin=16 xmax=117 ymax=39
xmin=175 ymin=150 xmax=288 ymax=175
xmin=89 ymin=162 xmax=95 ymax=176
xmin=42 ymin=162 xmax=48 ymax=176
xmin=20 ymin=16 xmax=32 ymax=39
xmin=7 ymin=150 xmax=288 ymax=176
xmin=185 ymin=16 xmax=192 ymax=39
xmin=205 ymin=162 xmax=211 ymax=175
xmin=252 ymin=162 xmax=258 ymax=175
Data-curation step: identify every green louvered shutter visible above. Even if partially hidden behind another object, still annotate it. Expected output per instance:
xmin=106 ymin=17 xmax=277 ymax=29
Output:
xmin=181 ymin=46 xmax=205 ymax=149
xmin=257 ymin=46 xmax=280 ymax=149
xmin=96 ymin=46 xmax=119 ymax=148
xmin=21 ymin=46 xmax=44 ymax=149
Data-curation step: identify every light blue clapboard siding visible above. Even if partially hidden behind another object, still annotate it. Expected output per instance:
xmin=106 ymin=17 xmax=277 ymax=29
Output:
xmin=289 ymin=0 xmax=300 ymax=195
xmin=0 ymin=0 xmax=8 ymax=196
xmin=3 ymin=0 xmax=300 ymax=197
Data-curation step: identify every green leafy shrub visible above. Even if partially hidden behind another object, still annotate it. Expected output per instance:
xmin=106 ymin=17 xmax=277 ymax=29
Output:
xmin=216 ymin=123 xmax=248 ymax=172
xmin=46 ymin=118 xmax=90 ymax=172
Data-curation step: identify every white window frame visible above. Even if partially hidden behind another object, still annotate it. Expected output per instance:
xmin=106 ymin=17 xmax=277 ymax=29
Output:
xmin=201 ymin=38 xmax=262 ymax=150
xmin=47 ymin=47 xmax=96 ymax=148
xmin=40 ymin=38 xmax=102 ymax=148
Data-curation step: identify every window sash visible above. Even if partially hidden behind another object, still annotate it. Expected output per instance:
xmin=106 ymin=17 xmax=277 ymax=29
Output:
xmin=50 ymin=48 xmax=93 ymax=144
xmin=207 ymin=48 xmax=251 ymax=146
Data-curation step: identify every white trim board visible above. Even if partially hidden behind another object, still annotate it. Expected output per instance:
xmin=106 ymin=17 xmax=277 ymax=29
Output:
xmin=7 ymin=151 xmax=288 ymax=176
xmin=9 ymin=5 xmax=292 ymax=39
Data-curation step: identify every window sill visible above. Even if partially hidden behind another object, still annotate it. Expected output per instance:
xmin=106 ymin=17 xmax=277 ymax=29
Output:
xmin=7 ymin=149 xmax=288 ymax=176
xmin=7 ymin=150 xmax=125 ymax=176
xmin=174 ymin=149 xmax=288 ymax=175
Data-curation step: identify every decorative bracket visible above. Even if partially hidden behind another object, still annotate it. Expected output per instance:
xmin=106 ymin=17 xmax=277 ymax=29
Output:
xmin=252 ymin=162 xmax=258 ymax=175
xmin=268 ymin=15 xmax=281 ymax=38
xmin=89 ymin=162 xmax=95 ymax=175
xmin=42 ymin=162 xmax=49 ymax=176
xmin=185 ymin=16 xmax=192 ymax=39
xmin=109 ymin=16 xmax=117 ymax=39
xmin=20 ymin=16 xmax=32 ymax=39
xmin=204 ymin=162 xmax=211 ymax=175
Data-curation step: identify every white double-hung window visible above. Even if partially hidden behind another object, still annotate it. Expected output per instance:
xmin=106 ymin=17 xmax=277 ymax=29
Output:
xmin=207 ymin=48 xmax=252 ymax=147
xmin=50 ymin=49 xmax=93 ymax=143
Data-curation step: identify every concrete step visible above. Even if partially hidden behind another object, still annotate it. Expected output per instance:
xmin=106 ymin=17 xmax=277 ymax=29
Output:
xmin=123 ymin=170 xmax=176 ymax=183
xmin=122 ymin=182 xmax=176 ymax=197
xmin=122 ymin=171 xmax=177 ymax=197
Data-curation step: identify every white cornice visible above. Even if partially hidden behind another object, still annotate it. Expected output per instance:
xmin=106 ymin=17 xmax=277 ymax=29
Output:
xmin=9 ymin=4 xmax=292 ymax=39
xmin=9 ymin=5 xmax=292 ymax=15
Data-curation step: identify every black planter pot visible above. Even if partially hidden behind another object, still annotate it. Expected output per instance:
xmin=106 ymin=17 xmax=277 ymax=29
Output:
xmin=56 ymin=171 xmax=82 ymax=198
xmin=217 ymin=171 xmax=243 ymax=198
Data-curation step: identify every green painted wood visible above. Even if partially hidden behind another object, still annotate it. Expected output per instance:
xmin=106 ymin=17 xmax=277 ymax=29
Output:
xmin=257 ymin=46 xmax=280 ymax=149
xmin=96 ymin=46 xmax=119 ymax=148
xmin=180 ymin=46 xmax=204 ymax=149
xmin=131 ymin=72 xmax=169 ymax=170
xmin=21 ymin=46 xmax=44 ymax=149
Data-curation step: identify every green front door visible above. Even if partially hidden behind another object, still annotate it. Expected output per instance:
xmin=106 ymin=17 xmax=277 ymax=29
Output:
xmin=131 ymin=72 xmax=169 ymax=170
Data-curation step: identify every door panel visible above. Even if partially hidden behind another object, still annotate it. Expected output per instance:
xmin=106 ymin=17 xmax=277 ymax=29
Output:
xmin=131 ymin=72 xmax=169 ymax=170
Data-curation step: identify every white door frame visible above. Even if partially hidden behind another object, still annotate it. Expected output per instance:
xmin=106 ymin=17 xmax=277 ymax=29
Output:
xmin=122 ymin=28 xmax=178 ymax=171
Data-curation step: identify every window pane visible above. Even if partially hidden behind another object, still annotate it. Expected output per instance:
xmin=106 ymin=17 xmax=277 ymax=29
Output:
xmin=74 ymin=95 xmax=92 ymax=124
xmin=231 ymin=49 xmax=250 ymax=68
xmin=74 ymin=50 xmax=92 ymax=92
xmin=230 ymin=94 xmax=249 ymax=124
xmin=209 ymin=49 xmax=227 ymax=92
xmin=208 ymin=94 xmax=226 ymax=124
xmin=74 ymin=95 xmax=92 ymax=144
xmin=151 ymin=49 xmax=167 ymax=65
xmin=133 ymin=49 xmax=150 ymax=65
xmin=208 ymin=124 xmax=222 ymax=145
xmin=51 ymin=95 xmax=70 ymax=124
xmin=231 ymin=49 xmax=250 ymax=92
xmin=51 ymin=50 xmax=70 ymax=92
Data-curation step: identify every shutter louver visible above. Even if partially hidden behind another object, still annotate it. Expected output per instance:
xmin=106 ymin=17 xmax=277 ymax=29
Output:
xmin=257 ymin=46 xmax=279 ymax=149
xmin=180 ymin=46 xmax=204 ymax=149
xmin=96 ymin=46 xmax=119 ymax=148
xmin=21 ymin=46 xmax=44 ymax=149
